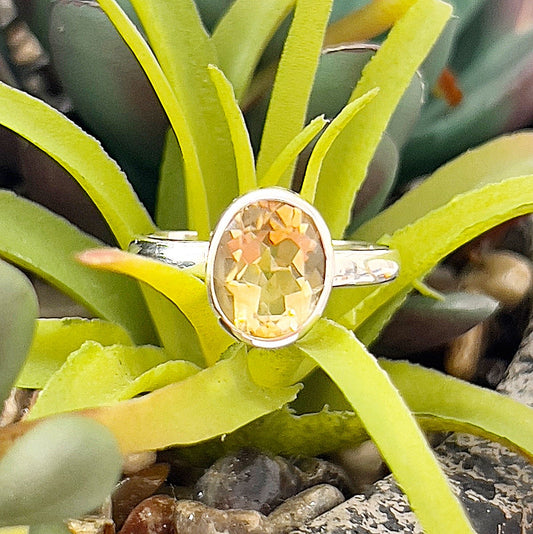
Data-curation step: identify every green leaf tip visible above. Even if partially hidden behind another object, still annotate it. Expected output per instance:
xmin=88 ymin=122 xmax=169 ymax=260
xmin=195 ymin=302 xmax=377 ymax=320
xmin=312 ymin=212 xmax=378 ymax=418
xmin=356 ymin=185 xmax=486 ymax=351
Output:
xmin=207 ymin=65 xmax=257 ymax=194
xmin=300 ymin=87 xmax=380 ymax=203
xmin=314 ymin=0 xmax=453 ymax=238
xmin=296 ymin=319 xmax=475 ymax=534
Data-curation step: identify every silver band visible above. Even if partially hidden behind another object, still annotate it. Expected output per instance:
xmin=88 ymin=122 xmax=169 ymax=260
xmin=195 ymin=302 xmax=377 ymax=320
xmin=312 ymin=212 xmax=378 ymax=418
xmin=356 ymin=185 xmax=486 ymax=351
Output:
xmin=130 ymin=187 xmax=399 ymax=348
xmin=129 ymin=231 xmax=399 ymax=287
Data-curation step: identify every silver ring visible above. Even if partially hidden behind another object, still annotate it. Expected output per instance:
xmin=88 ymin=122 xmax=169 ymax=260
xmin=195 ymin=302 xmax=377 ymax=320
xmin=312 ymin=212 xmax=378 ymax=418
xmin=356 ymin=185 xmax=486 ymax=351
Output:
xmin=130 ymin=188 xmax=399 ymax=348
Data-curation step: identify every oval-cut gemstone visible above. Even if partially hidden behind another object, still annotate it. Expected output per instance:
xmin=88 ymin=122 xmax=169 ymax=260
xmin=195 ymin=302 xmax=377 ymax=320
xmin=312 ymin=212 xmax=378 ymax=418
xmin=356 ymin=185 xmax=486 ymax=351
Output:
xmin=211 ymin=196 xmax=327 ymax=342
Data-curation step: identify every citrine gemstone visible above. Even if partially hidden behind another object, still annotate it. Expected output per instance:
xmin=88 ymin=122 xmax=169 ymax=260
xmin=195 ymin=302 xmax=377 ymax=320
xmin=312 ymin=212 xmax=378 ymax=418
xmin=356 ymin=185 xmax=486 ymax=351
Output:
xmin=212 ymin=198 xmax=326 ymax=341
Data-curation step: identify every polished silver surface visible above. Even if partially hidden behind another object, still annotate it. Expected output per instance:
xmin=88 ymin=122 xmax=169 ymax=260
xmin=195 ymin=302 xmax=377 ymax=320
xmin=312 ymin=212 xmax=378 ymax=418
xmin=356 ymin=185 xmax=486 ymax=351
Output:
xmin=130 ymin=236 xmax=399 ymax=287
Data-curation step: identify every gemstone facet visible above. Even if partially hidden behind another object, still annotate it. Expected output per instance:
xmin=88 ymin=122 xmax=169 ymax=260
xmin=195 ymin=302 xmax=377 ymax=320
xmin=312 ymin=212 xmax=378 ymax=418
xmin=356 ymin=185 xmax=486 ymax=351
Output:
xmin=210 ymin=192 xmax=328 ymax=345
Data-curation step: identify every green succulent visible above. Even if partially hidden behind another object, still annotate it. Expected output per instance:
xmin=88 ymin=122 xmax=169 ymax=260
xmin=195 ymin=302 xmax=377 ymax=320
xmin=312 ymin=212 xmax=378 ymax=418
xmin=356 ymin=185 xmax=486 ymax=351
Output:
xmin=0 ymin=259 xmax=122 ymax=532
xmin=0 ymin=1 xmax=532 ymax=533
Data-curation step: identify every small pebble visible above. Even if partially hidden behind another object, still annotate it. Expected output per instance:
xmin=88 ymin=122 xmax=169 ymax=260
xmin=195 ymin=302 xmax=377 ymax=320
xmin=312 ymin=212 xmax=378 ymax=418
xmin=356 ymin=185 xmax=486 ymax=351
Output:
xmin=194 ymin=448 xmax=301 ymax=514
xmin=122 ymin=450 xmax=157 ymax=475
xmin=0 ymin=0 xmax=16 ymax=28
xmin=461 ymin=250 xmax=533 ymax=308
xmin=0 ymin=388 xmax=36 ymax=426
xmin=292 ymin=457 xmax=353 ymax=495
xmin=331 ymin=441 xmax=387 ymax=494
xmin=445 ymin=322 xmax=486 ymax=381
xmin=6 ymin=21 xmax=45 ymax=66
xmin=68 ymin=516 xmax=114 ymax=534
xmin=174 ymin=500 xmax=269 ymax=534
xmin=119 ymin=495 xmax=176 ymax=534
xmin=268 ymin=484 xmax=344 ymax=533
xmin=112 ymin=463 xmax=170 ymax=529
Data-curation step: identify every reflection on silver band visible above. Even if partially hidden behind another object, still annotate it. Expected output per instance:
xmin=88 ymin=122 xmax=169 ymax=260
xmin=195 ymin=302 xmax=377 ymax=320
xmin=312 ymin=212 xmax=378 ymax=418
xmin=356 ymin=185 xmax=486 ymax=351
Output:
xmin=129 ymin=231 xmax=400 ymax=287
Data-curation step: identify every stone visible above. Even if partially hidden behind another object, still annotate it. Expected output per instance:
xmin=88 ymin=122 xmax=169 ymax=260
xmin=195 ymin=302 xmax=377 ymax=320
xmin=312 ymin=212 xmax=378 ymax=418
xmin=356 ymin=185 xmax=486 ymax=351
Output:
xmin=212 ymin=198 xmax=326 ymax=341
xmin=194 ymin=448 xmax=302 ymax=514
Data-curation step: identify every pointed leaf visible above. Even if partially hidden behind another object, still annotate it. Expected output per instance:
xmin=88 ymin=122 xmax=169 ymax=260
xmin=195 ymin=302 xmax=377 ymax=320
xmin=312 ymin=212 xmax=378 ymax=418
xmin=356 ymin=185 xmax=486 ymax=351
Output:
xmin=381 ymin=359 xmax=533 ymax=461
xmin=122 ymin=0 xmax=239 ymax=224
xmin=255 ymin=0 xmax=334 ymax=184
xmin=259 ymin=115 xmax=327 ymax=188
xmin=0 ymin=192 xmax=156 ymax=345
xmin=353 ymin=175 xmax=533 ymax=338
xmin=95 ymin=0 xmax=211 ymax=237
xmin=325 ymin=136 xmax=533 ymax=331
xmin=358 ymin=132 xmax=533 ymax=241
xmin=314 ymin=0 xmax=452 ymax=238
xmin=211 ymin=0 xmax=295 ymax=101
xmin=17 ymin=318 xmax=134 ymax=389
xmin=78 ymin=248 xmax=233 ymax=366
xmin=373 ymin=292 xmax=499 ymax=356
xmin=296 ymin=319 xmax=475 ymax=534
xmin=207 ymin=65 xmax=256 ymax=194
xmin=0 ymin=81 xmax=154 ymax=249
xmin=300 ymin=88 xmax=379 ymax=203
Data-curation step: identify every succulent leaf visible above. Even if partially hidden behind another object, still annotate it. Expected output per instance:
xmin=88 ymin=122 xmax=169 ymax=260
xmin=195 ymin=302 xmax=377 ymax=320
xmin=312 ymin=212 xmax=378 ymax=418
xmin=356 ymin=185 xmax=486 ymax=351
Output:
xmin=300 ymin=88 xmax=379 ymax=203
xmin=17 ymin=318 xmax=134 ymax=389
xmin=77 ymin=248 xmax=233 ymax=366
xmin=314 ymin=0 xmax=452 ymax=238
xmin=357 ymin=132 xmax=533 ymax=241
xmin=402 ymin=0 xmax=533 ymax=178
xmin=0 ymin=416 xmax=122 ymax=527
xmin=0 ymin=191 xmax=156 ymax=345
xmin=258 ymin=115 xmax=327 ymax=188
xmin=211 ymin=0 xmax=295 ymax=101
xmin=353 ymin=173 xmax=533 ymax=343
xmin=48 ymin=0 xmax=168 ymax=206
xmin=348 ymin=132 xmax=399 ymax=230
xmin=79 ymin=345 xmax=300 ymax=454
xmin=155 ymin=130 xmax=188 ymax=230
xmin=295 ymin=319 xmax=475 ymax=534
xmin=27 ymin=342 xmax=199 ymax=420
xmin=255 ymin=0 xmax=334 ymax=184
xmin=94 ymin=0 xmax=211 ymax=238
xmin=372 ymin=291 xmax=500 ymax=356
xmin=123 ymin=0 xmax=239 ymax=227
xmin=0 ymin=81 xmax=155 ymax=249
xmin=207 ymin=65 xmax=256 ymax=194
xmin=0 ymin=260 xmax=37 ymax=405
xmin=183 ymin=354 xmax=533 ymax=463
xmin=324 ymin=0 xmax=418 ymax=46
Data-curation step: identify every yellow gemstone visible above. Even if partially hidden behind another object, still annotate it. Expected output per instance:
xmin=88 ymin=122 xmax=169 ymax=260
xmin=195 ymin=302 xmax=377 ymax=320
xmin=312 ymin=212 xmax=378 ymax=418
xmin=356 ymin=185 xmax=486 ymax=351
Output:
xmin=212 ymin=198 xmax=326 ymax=340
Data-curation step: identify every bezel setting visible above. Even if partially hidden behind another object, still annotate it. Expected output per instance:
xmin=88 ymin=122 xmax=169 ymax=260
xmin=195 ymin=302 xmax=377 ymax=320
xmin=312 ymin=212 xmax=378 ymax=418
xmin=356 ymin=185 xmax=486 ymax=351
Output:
xmin=206 ymin=187 xmax=335 ymax=349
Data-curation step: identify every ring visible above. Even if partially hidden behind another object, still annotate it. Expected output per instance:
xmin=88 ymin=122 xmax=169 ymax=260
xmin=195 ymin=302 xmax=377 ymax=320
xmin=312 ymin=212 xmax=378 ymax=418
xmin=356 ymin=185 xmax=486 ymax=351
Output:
xmin=130 ymin=188 xmax=399 ymax=348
